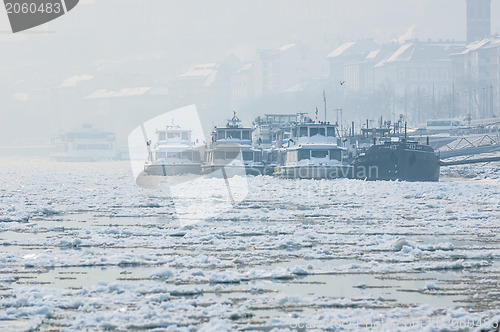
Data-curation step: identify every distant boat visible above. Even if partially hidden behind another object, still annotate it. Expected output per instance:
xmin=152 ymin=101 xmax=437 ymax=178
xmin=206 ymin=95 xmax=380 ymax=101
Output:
xmin=202 ymin=112 xmax=268 ymax=176
xmin=275 ymin=121 xmax=353 ymax=179
xmin=352 ymin=138 xmax=440 ymax=181
xmin=144 ymin=125 xmax=202 ymax=176
xmin=51 ymin=124 xmax=117 ymax=162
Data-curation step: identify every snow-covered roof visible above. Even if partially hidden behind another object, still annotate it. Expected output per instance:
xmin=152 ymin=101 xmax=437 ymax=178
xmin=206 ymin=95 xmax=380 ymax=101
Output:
xmin=366 ymin=49 xmax=381 ymax=60
xmin=455 ymin=38 xmax=490 ymax=55
xmin=375 ymin=43 xmax=414 ymax=67
xmin=85 ymin=87 xmax=152 ymax=99
xmin=327 ymin=42 xmax=356 ymax=58
xmin=236 ymin=63 xmax=253 ymax=74
xmin=60 ymin=74 xmax=94 ymax=87
xmin=277 ymin=43 xmax=296 ymax=53
xmin=179 ymin=63 xmax=217 ymax=78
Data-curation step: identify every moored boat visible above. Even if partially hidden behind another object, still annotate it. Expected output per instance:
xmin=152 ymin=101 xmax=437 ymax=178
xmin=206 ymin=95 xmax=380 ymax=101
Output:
xmin=51 ymin=124 xmax=117 ymax=162
xmin=352 ymin=138 xmax=440 ymax=181
xmin=275 ymin=121 xmax=353 ymax=179
xmin=202 ymin=112 xmax=268 ymax=176
xmin=144 ymin=125 xmax=202 ymax=176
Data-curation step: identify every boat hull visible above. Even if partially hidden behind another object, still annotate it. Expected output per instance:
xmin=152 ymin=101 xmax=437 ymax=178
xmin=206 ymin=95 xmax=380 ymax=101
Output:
xmin=201 ymin=164 xmax=270 ymax=177
xmin=276 ymin=165 xmax=353 ymax=179
xmin=144 ymin=164 xmax=202 ymax=176
xmin=353 ymin=145 xmax=440 ymax=182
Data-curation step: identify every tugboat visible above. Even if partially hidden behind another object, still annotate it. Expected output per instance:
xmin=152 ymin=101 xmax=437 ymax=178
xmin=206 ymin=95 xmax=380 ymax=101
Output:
xmin=252 ymin=113 xmax=300 ymax=170
xmin=144 ymin=125 xmax=202 ymax=176
xmin=275 ymin=120 xmax=352 ymax=179
xmin=202 ymin=112 xmax=267 ymax=176
xmin=352 ymin=137 xmax=440 ymax=181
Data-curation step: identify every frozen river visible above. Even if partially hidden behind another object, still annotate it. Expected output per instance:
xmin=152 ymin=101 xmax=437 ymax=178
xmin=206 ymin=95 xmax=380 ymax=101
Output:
xmin=0 ymin=158 xmax=499 ymax=331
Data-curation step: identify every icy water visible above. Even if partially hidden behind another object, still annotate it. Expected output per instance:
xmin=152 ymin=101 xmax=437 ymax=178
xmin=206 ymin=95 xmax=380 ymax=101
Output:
xmin=0 ymin=158 xmax=499 ymax=331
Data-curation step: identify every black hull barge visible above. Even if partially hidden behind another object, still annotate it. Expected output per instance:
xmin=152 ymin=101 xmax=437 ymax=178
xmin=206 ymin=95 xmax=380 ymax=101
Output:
xmin=352 ymin=139 xmax=440 ymax=182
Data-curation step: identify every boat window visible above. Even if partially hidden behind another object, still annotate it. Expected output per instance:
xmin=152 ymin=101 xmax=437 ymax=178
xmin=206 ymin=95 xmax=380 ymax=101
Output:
xmin=167 ymin=152 xmax=181 ymax=159
xmin=217 ymin=130 xmax=226 ymax=140
xmin=287 ymin=151 xmax=297 ymax=162
xmin=242 ymin=130 xmax=250 ymax=140
xmin=330 ymin=150 xmax=342 ymax=161
xmin=327 ymin=127 xmax=336 ymax=137
xmin=181 ymin=151 xmax=193 ymax=160
xmin=227 ymin=131 xmax=241 ymax=139
xmin=310 ymin=127 xmax=325 ymax=136
xmin=181 ymin=132 xmax=189 ymax=140
xmin=158 ymin=132 xmax=166 ymax=140
xmin=242 ymin=151 xmax=253 ymax=161
xmin=254 ymin=152 xmax=262 ymax=162
xmin=311 ymin=150 xmax=328 ymax=158
xmin=214 ymin=151 xmax=225 ymax=160
xmin=193 ymin=152 xmax=201 ymax=162
xmin=167 ymin=132 xmax=179 ymax=139
xmin=298 ymin=150 xmax=310 ymax=161
xmin=226 ymin=151 xmax=239 ymax=160
xmin=156 ymin=152 xmax=166 ymax=159
xmin=299 ymin=127 xmax=308 ymax=137
xmin=291 ymin=128 xmax=297 ymax=138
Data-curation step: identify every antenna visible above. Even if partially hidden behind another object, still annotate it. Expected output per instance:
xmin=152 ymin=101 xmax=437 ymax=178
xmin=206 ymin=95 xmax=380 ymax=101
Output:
xmin=323 ymin=90 xmax=327 ymax=122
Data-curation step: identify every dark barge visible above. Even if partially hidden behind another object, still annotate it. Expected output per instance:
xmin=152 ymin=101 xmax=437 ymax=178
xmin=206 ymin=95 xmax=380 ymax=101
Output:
xmin=351 ymin=139 xmax=440 ymax=182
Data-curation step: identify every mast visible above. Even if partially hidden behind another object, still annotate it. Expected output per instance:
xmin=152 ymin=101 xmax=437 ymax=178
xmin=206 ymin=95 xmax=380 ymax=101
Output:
xmin=323 ymin=90 xmax=327 ymax=122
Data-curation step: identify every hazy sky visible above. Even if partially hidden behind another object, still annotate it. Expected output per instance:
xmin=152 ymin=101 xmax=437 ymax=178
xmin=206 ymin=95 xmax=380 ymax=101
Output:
xmin=1 ymin=0 xmax=499 ymax=146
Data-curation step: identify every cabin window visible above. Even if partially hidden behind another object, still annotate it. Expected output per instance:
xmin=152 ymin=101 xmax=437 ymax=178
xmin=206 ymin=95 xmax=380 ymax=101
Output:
xmin=193 ymin=152 xmax=201 ymax=162
xmin=156 ymin=152 xmax=166 ymax=159
xmin=310 ymin=127 xmax=325 ymax=136
xmin=181 ymin=151 xmax=192 ymax=160
xmin=287 ymin=151 xmax=298 ymax=162
xmin=330 ymin=150 xmax=342 ymax=161
xmin=298 ymin=150 xmax=310 ymax=161
xmin=299 ymin=127 xmax=308 ymax=137
xmin=311 ymin=150 xmax=328 ymax=158
xmin=327 ymin=127 xmax=336 ymax=137
xmin=158 ymin=132 xmax=166 ymax=140
xmin=167 ymin=152 xmax=181 ymax=159
xmin=182 ymin=132 xmax=189 ymax=140
xmin=226 ymin=151 xmax=239 ymax=160
xmin=214 ymin=151 xmax=225 ymax=160
xmin=167 ymin=132 xmax=179 ymax=139
xmin=254 ymin=152 xmax=262 ymax=162
xmin=242 ymin=130 xmax=251 ymax=140
xmin=227 ymin=131 xmax=241 ymax=139
xmin=242 ymin=151 xmax=253 ymax=161
xmin=217 ymin=130 xmax=225 ymax=140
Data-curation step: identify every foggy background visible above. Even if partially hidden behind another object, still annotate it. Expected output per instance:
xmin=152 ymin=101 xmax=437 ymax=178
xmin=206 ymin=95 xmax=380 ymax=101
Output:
xmin=1 ymin=0 xmax=499 ymax=151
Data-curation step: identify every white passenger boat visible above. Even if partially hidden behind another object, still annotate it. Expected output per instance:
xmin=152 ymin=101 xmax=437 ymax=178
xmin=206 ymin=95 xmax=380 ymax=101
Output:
xmin=51 ymin=125 xmax=117 ymax=162
xmin=203 ymin=112 xmax=268 ymax=176
xmin=276 ymin=121 xmax=353 ymax=179
xmin=144 ymin=125 xmax=202 ymax=176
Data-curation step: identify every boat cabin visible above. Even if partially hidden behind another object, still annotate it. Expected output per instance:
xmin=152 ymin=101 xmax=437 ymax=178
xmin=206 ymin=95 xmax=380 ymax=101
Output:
xmin=156 ymin=127 xmax=192 ymax=145
xmin=286 ymin=148 xmax=344 ymax=163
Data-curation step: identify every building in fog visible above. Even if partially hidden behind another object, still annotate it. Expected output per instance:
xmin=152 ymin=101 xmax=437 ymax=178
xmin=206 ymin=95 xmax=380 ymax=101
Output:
xmin=373 ymin=40 xmax=464 ymax=122
xmin=452 ymin=36 xmax=500 ymax=119
xmin=466 ymin=0 xmax=492 ymax=43
xmin=231 ymin=63 xmax=255 ymax=102
xmin=327 ymin=39 xmax=381 ymax=93
xmin=254 ymin=44 xmax=304 ymax=97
